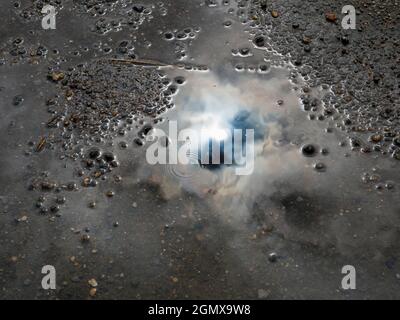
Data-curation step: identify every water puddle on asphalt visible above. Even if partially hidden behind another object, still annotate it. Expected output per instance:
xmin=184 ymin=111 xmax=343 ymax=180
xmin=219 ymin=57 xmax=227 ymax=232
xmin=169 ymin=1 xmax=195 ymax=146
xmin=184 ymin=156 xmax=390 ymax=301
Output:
xmin=4 ymin=0 xmax=397 ymax=229
xmin=130 ymin=1 xmax=399 ymax=234
xmin=2 ymin=0 xmax=400 ymax=300
xmin=134 ymin=2 xmax=337 ymax=209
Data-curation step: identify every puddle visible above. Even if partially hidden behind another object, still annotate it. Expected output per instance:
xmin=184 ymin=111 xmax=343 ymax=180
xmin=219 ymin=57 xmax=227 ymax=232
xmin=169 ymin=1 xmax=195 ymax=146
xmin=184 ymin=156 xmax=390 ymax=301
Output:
xmin=128 ymin=1 xmax=400 ymax=257
xmin=1 ymin=0 xmax=400 ymax=300
xmin=133 ymin=3 xmax=335 ymax=203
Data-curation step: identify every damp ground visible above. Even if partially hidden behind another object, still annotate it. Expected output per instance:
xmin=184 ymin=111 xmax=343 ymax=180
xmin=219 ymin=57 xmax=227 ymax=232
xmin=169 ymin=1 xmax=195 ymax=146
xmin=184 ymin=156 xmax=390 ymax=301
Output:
xmin=0 ymin=0 xmax=399 ymax=299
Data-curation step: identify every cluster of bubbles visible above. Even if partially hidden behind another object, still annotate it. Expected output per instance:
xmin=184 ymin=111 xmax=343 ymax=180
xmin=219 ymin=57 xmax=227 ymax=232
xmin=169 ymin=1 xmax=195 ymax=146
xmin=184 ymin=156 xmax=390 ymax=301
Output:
xmin=242 ymin=0 xmax=400 ymax=161
xmin=163 ymin=27 xmax=200 ymax=42
xmin=28 ymin=171 xmax=77 ymax=216
xmin=26 ymin=61 xmax=188 ymax=213
xmin=234 ymin=63 xmax=270 ymax=74
xmin=301 ymin=144 xmax=329 ymax=173
xmin=6 ymin=1 xmax=174 ymax=69
xmin=162 ymin=26 xmax=201 ymax=61
xmin=295 ymin=76 xmax=400 ymax=162
xmin=13 ymin=0 xmax=153 ymax=35
xmin=24 ymin=62 xmax=185 ymax=202
xmin=362 ymin=171 xmax=396 ymax=192
xmin=43 ymin=60 xmax=180 ymax=149
xmin=86 ymin=3 xmax=153 ymax=35
xmin=0 ymin=36 xmax=53 ymax=65
xmin=14 ymin=0 xmax=64 ymax=22
xmin=231 ymin=47 xmax=253 ymax=57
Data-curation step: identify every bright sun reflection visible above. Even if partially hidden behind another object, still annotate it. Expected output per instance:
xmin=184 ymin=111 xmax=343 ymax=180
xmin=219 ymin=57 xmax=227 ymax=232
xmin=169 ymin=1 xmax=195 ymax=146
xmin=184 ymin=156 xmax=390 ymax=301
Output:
xmin=196 ymin=114 xmax=230 ymax=142
xmin=204 ymin=127 xmax=229 ymax=141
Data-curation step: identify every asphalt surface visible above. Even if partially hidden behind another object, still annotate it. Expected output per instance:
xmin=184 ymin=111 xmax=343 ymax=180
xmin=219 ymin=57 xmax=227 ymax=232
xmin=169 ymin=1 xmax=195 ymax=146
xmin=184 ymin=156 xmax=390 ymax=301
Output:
xmin=0 ymin=0 xmax=399 ymax=299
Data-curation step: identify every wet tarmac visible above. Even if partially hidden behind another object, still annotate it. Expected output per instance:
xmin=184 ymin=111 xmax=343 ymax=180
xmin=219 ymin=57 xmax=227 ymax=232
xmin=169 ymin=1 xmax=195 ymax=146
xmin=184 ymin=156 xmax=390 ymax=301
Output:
xmin=0 ymin=0 xmax=399 ymax=299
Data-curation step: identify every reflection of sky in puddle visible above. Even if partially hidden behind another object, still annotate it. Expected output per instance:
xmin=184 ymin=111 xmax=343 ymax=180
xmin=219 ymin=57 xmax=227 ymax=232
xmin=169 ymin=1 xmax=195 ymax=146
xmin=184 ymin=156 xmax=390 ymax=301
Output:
xmin=139 ymin=66 xmax=309 ymax=201
xmin=130 ymin=0 xmax=381 ymax=217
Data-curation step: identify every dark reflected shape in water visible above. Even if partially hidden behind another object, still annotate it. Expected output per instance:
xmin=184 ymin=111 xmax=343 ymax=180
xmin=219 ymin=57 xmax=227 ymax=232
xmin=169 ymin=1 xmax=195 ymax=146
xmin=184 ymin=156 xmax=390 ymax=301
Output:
xmin=301 ymin=144 xmax=318 ymax=157
xmin=274 ymin=192 xmax=322 ymax=229
xmin=198 ymin=109 xmax=268 ymax=172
